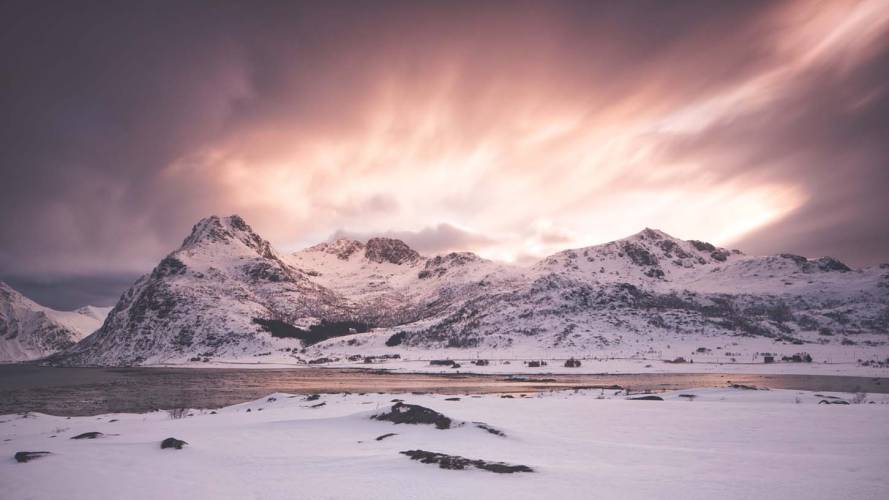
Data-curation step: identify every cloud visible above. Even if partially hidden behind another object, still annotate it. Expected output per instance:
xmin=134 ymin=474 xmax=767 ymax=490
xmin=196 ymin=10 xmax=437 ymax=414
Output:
xmin=1 ymin=0 xmax=888 ymax=307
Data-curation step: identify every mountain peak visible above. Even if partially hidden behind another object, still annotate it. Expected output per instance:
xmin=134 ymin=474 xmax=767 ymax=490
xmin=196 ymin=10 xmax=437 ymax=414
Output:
xmin=627 ymin=227 xmax=679 ymax=242
xmin=364 ymin=237 xmax=421 ymax=265
xmin=180 ymin=214 xmax=276 ymax=259
xmin=0 ymin=280 xmax=22 ymax=301
xmin=306 ymin=238 xmax=366 ymax=260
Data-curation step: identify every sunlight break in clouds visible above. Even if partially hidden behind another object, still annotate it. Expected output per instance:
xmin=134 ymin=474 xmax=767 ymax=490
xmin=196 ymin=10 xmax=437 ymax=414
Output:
xmin=158 ymin=0 xmax=889 ymax=261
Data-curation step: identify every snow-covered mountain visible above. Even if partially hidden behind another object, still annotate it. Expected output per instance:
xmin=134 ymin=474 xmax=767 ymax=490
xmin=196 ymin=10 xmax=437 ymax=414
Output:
xmin=0 ymin=282 xmax=110 ymax=362
xmin=47 ymin=215 xmax=889 ymax=366
xmin=50 ymin=215 xmax=347 ymax=366
xmin=388 ymin=228 xmax=888 ymax=352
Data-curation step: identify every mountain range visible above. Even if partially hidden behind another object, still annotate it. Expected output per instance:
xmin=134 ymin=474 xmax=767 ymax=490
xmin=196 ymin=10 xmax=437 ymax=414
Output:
xmin=5 ymin=214 xmax=885 ymax=366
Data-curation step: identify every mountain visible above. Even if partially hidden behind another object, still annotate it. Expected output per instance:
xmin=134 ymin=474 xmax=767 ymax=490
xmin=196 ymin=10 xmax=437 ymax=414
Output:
xmin=48 ymin=215 xmax=889 ymax=366
xmin=384 ymin=228 xmax=889 ymax=352
xmin=288 ymin=238 xmax=522 ymax=327
xmin=0 ymin=282 xmax=109 ymax=362
xmin=50 ymin=215 xmax=349 ymax=366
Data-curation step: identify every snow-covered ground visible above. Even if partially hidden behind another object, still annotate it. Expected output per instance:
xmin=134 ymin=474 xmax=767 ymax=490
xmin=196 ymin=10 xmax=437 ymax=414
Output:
xmin=158 ymin=331 xmax=889 ymax=377
xmin=3 ymin=388 xmax=888 ymax=499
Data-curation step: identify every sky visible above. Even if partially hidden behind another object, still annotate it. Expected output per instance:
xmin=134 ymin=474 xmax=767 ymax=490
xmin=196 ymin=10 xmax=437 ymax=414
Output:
xmin=1 ymin=0 xmax=888 ymax=309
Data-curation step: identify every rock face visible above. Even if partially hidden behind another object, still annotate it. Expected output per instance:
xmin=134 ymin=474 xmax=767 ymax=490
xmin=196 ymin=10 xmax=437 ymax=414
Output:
xmin=364 ymin=238 xmax=421 ymax=265
xmin=0 ymin=282 xmax=109 ymax=362
xmin=48 ymin=214 xmax=889 ymax=366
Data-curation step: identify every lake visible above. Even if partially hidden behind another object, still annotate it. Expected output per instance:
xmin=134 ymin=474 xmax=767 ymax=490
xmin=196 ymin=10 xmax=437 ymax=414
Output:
xmin=0 ymin=364 xmax=885 ymax=416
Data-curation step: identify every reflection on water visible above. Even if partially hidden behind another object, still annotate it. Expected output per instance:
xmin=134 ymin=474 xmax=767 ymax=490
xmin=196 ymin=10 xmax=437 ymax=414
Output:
xmin=0 ymin=364 xmax=885 ymax=416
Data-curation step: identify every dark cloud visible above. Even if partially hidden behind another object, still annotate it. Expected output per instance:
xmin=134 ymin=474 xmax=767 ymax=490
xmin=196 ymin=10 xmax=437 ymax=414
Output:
xmin=654 ymin=28 xmax=889 ymax=265
xmin=1 ymin=0 xmax=887 ymax=307
xmin=2 ymin=273 xmax=139 ymax=310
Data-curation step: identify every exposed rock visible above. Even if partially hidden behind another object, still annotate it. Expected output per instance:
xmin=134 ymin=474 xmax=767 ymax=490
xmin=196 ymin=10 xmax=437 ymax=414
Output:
xmin=70 ymin=432 xmax=103 ymax=440
xmin=564 ymin=357 xmax=582 ymax=368
xmin=816 ymin=257 xmax=851 ymax=272
xmin=429 ymin=359 xmax=456 ymax=366
xmin=400 ymin=450 xmax=533 ymax=473
xmin=375 ymin=433 xmax=397 ymax=441
xmin=14 ymin=451 xmax=51 ymax=463
xmin=690 ymin=240 xmax=716 ymax=252
xmin=628 ymin=395 xmax=664 ymax=401
xmin=474 ymin=422 xmax=506 ymax=437
xmin=372 ymin=402 xmax=452 ymax=429
xmin=160 ymin=437 xmax=187 ymax=449
xmin=364 ymin=238 xmax=420 ymax=265
xmin=621 ymin=242 xmax=658 ymax=266
xmin=729 ymin=384 xmax=767 ymax=391
xmin=308 ymin=239 xmax=365 ymax=260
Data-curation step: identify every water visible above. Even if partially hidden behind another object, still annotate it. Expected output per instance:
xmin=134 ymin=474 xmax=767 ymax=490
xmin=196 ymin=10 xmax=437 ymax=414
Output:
xmin=0 ymin=364 xmax=885 ymax=416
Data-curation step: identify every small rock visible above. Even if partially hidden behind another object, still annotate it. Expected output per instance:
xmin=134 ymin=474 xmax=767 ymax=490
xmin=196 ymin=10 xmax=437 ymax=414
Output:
xmin=161 ymin=437 xmax=188 ymax=450
xmin=71 ymin=432 xmax=103 ymax=440
xmin=376 ymin=433 xmax=397 ymax=441
xmin=15 ymin=451 xmax=51 ymax=463
xmin=628 ymin=396 xmax=664 ymax=401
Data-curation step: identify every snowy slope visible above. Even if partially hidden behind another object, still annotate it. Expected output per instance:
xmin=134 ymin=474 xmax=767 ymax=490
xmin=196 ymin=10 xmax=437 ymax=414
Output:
xmin=287 ymin=239 xmax=526 ymax=326
xmin=0 ymin=282 xmax=109 ymax=362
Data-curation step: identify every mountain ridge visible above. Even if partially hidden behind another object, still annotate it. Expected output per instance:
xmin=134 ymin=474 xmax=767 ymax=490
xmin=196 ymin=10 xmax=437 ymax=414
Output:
xmin=44 ymin=214 xmax=889 ymax=366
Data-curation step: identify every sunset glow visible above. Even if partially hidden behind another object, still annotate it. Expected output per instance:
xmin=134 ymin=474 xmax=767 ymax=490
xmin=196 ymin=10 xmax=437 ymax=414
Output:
xmin=2 ymin=0 xmax=888 ymax=306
